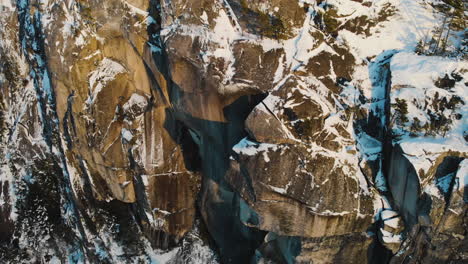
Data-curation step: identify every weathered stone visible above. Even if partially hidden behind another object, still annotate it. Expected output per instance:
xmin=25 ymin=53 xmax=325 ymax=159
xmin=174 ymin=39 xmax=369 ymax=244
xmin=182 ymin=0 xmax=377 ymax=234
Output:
xmin=297 ymin=233 xmax=373 ymax=264
xmin=226 ymin=141 xmax=374 ymax=238
xmin=245 ymin=103 xmax=294 ymax=144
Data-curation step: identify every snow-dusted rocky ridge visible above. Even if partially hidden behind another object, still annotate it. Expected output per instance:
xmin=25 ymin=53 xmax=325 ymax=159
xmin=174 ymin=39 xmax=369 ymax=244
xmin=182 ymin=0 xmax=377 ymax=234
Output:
xmin=0 ymin=0 xmax=466 ymax=263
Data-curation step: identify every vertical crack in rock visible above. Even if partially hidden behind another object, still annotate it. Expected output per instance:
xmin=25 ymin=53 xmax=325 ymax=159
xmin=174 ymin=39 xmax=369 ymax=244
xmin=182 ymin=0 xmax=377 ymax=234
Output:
xmin=164 ymin=92 xmax=269 ymax=262
xmin=146 ymin=1 xmax=268 ymax=261
xmin=356 ymin=51 xmax=398 ymax=263
xmin=145 ymin=0 xmax=274 ymax=263
xmin=377 ymin=53 xmax=421 ymax=229
xmin=15 ymin=0 xmax=89 ymax=259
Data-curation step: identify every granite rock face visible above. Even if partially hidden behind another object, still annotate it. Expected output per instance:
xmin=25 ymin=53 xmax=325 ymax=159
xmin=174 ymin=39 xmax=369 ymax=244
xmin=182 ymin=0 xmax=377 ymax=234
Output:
xmin=0 ymin=0 xmax=467 ymax=263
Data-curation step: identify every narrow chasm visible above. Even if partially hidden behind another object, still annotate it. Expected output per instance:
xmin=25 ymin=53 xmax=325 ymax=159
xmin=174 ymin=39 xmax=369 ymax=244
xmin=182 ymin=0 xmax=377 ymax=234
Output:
xmin=357 ymin=51 xmax=395 ymax=263
xmin=378 ymin=55 xmax=422 ymax=231
xmin=364 ymin=51 xmax=424 ymax=262
xmin=161 ymin=91 xmax=269 ymax=262
xmin=146 ymin=2 xmax=269 ymax=262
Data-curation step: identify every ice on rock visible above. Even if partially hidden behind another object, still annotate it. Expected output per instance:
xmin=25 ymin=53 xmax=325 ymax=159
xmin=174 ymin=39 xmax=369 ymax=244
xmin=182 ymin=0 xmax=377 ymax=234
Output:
xmin=121 ymin=128 xmax=133 ymax=142
xmin=436 ymin=172 xmax=455 ymax=194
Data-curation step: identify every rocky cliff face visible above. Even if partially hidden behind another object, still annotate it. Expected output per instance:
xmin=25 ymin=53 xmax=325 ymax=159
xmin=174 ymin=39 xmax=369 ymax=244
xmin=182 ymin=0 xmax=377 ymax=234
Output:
xmin=0 ymin=0 xmax=466 ymax=263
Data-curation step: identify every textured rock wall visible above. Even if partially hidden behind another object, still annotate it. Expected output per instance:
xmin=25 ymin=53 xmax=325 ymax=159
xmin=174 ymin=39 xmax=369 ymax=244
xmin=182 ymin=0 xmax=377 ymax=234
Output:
xmin=0 ymin=0 xmax=467 ymax=263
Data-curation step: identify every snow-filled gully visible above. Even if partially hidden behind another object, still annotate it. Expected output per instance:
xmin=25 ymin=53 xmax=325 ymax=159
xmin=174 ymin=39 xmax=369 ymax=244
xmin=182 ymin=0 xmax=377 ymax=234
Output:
xmin=366 ymin=50 xmax=461 ymax=261
xmin=375 ymin=52 xmax=422 ymax=230
xmin=359 ymin=50 xmax=424 ymax=262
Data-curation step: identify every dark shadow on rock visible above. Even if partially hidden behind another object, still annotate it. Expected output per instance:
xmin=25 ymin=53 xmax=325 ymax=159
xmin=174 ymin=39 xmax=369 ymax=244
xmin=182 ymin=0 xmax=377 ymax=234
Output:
xmin=256 ymin=234 xmax=301 ymax=264
xmin=353 ymin=51 xmax=397 ymax=263
xmin=385 ymin=144 xmax=420 ymax=229
xmin=0 ymin=181 xmax=13 ymax=244
xmin=367 ymin=226 xmax=392 ymax=264
xmin=144 ymin=3 xmax=269 ymax=257
xmin=162 ymin=90 xmax=268 ymax=263
xmin=434 ymin=156 xmax=464 ymax=206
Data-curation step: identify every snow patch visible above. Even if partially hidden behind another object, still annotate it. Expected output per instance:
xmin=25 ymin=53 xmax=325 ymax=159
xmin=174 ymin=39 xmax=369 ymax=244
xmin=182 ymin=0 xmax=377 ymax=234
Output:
xmin=86 ymin=58 xmax=126 ymax=106
xmin=123 ymin=93 xmax=149 ymax=113
xmin=456 ymin=159 xmax=467 ymax=192
xmin=233 ymin=138 xmax=279 ymax=157
xmin=391 ymin=52 xmax=465 ymax=89
xmin=380 ymin=228 xmax=402 ymax=243
xmin=381 ymin=210 xmax=400 ymax=229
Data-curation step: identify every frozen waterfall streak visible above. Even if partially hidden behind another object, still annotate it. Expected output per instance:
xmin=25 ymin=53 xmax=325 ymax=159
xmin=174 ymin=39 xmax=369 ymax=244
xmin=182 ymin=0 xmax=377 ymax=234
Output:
xmin=16 ymin=0 xmax=89 ymax=256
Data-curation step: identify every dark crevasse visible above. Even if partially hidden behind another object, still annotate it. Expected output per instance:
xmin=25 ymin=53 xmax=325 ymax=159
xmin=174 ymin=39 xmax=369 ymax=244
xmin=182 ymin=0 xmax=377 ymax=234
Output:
xmin=361 ymin=51 xmax=396 ymax=264
xmin=359 ymin=49 xmax=466 ymax=263
xmin=353 ymin=50 xmax=414 ymax=263
xmin=163 ymin=81 xmax=269 ymax=262
xmin=147 ymin=2 xmax=269 ymax=263
xmin=376 ymin=55 xmax=421 ymax=231
xmin=366 ymin=50 xmax=423 ymax=261
xmin=384 ymin=144 xmax=421 ymax=229
xmin=181 ymin=97 xmax=268 ymax=263
xmin=369 ymin=50 xmax=422 ymax=258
